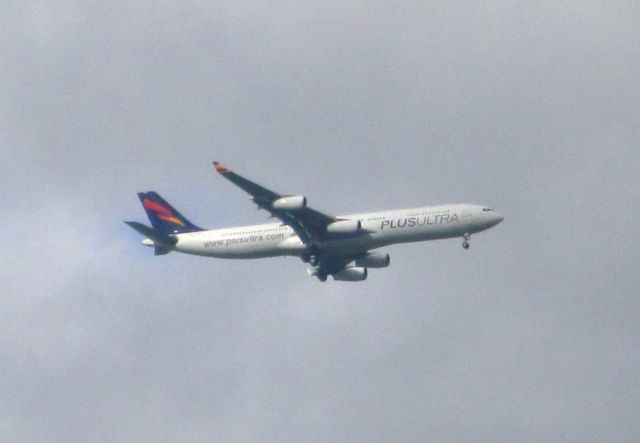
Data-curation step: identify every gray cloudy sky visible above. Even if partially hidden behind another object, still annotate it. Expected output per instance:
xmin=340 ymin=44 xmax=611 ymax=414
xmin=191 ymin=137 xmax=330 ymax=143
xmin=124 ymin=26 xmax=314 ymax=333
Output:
xmin=2 ymin=1 xmax=639 ymax=442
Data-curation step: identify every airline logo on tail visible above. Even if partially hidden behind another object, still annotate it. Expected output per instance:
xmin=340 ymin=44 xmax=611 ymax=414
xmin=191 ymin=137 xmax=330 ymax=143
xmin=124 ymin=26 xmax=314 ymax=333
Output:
xmin=142 ymin=198 xmax=185 ymax=226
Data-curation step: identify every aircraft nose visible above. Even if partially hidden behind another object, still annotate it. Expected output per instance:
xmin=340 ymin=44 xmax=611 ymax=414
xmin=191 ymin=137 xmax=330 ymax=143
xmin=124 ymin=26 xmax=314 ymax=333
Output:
xmin=494 ymin=212 xmax=504 ymax=225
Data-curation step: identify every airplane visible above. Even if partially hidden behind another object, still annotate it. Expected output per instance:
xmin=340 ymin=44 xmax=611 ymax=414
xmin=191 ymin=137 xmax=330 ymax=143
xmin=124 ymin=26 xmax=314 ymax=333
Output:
xmin=125 ymin=161 xmax=504 ymax=282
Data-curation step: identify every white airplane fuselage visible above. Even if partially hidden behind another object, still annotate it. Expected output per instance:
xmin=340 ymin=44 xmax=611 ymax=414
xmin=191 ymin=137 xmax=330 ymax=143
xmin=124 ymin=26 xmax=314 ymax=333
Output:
xmin=151 ymin=203 xmax=503 ymax=259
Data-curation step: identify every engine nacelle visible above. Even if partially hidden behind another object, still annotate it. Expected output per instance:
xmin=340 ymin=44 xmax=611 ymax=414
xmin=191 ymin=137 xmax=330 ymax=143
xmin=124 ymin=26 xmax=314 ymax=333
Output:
xmin=355 ymin=253 xmax=390 ymax=268
xmin=333 ymin=266 xmax=368 ymax=282
xmin=272 ymin=195 xmax=306 ymax=211
xmin=326 ymin=219 xmax=361 ymax=235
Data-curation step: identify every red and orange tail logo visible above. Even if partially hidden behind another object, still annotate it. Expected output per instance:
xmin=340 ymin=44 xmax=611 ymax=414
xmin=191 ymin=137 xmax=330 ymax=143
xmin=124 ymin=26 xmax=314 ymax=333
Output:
xmin=142 ymin=198 xmax=185 ymax=226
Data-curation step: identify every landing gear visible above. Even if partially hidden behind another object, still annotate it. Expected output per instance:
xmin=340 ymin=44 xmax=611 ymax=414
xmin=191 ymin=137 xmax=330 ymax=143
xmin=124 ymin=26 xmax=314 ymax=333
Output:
xmin=307 ymin=267 xmax=328 ymax=282
xmin=462 ymin=233 xmax=470 ymax=249
xmin=303 ymin=245 xmax=328 ymax=281
xmin=303 ymin=245 xmax=321 ymax=267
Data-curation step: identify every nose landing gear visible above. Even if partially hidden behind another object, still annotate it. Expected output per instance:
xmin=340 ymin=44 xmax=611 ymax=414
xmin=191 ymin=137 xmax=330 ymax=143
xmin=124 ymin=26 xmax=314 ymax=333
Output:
xmin=462 ymin=233 xmax=470 ymax=249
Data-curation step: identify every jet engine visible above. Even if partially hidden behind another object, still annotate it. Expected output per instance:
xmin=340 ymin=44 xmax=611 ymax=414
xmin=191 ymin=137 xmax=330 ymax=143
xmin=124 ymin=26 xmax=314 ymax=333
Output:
xmin=272 ymin=195 xmax=306 ymax=211
xmin=333 ymin=266 xmax=368 ymax=281
xmin=355 ymin=253 xmax=390 ymax=268
xmin=326 ymin=219 xmax=361 ymax=235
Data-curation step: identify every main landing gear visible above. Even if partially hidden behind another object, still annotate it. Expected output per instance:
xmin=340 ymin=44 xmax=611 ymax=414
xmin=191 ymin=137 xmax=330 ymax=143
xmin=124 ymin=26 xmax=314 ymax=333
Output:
xmin=301 ymin=245 xmax=322 ymax=270
xmin=462 ymin=233 xmax=470 ymax=249
xmin=303 ymin=245 xmax=328 ymax=282
xmin=306 ymin=266 xmax=328 ymax=282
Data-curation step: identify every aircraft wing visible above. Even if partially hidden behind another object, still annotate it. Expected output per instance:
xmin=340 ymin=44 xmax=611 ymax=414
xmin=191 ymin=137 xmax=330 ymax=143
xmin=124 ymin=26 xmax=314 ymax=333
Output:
xmin=213 ymin=161 xmax=336 ymax=244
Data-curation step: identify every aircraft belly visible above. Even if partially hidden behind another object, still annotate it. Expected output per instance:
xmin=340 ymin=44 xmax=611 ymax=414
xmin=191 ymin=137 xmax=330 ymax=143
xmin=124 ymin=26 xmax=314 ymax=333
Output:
xmin=321 ymin=234 xmax=390 ymax=255
xmin=326 ymin=222 xmax=468 ymax=254
xmin=397 ymin=223 xmax=465 ymax=242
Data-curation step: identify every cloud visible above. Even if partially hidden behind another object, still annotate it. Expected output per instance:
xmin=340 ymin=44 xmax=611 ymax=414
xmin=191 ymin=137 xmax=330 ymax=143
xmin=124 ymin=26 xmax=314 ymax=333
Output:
xmin=2 ymin=1 xmax=639 ymax=441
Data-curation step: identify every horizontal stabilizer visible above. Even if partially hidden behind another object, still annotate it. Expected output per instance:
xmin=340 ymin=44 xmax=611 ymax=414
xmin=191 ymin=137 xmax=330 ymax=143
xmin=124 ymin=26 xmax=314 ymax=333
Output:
xmin=124 ymin=221 xmax=178 ymax=246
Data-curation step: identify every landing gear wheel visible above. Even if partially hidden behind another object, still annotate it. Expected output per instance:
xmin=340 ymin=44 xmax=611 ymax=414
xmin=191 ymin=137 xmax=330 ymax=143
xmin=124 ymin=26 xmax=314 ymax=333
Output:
xmin=462 ymin=241 xmax=470 ymax=249
xmin=317 ymin=273 xmax=327 ymax=282
xmin=306 ymin=245 xmax=321 ymax=267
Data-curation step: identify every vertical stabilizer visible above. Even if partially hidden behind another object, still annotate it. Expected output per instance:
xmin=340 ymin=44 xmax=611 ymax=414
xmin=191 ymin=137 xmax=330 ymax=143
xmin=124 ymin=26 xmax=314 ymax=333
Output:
xmin=137 ymin=192 xmax=203 ymax=235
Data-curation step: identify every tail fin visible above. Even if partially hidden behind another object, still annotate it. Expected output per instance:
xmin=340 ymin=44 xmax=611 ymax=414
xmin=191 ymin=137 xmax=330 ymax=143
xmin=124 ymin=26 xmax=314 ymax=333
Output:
xmin=137 ymin=192 xmax=203 ymax=235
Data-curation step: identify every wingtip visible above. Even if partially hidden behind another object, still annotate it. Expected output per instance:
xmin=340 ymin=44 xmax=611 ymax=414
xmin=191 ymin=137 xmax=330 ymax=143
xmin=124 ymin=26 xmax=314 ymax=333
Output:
xmin=212 ymin=161 xmax=229 ymax=173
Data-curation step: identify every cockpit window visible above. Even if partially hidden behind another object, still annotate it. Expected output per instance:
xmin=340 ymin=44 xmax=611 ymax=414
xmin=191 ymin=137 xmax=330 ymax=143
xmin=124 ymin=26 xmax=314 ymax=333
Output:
xmin=482 ymin=208 xmax=494 ymax=212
